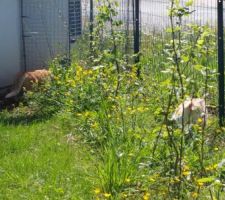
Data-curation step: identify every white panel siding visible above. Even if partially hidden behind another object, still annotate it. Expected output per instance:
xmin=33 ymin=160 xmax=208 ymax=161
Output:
xmin=0 ymin=0 xmax=21 ymax=88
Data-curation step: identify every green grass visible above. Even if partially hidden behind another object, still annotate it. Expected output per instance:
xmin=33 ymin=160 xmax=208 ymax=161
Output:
xmin=0 ymin=115 xmax=96 ymax=200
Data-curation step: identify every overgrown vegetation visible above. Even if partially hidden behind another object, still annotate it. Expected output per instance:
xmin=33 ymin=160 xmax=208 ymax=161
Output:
xmin=1 ymin=0 xmax=225 ymax=199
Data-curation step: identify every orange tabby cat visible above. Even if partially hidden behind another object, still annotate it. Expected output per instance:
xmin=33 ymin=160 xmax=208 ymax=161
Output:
xmin=5 ymin=69 xmax=50 ymax=99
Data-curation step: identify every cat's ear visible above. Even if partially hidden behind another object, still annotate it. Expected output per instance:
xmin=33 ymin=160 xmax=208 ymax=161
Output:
xmin=189 ymin=102 xmax=194 ymax=111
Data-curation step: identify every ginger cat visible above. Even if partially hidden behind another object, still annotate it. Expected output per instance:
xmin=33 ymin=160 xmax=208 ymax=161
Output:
xmin=5 ymin=69 xmax=50 ymax=99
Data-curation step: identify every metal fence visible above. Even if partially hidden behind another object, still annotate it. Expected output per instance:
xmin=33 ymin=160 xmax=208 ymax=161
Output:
xmin=22 ymin=0 xmax=82 ymax=71
xmin=19 ymin=0 xmax=225 ymax=124
xmin=81 ymin=0 xmax=225 ymax=124
xmin=81 ymin=0 xmax=219 ymax=56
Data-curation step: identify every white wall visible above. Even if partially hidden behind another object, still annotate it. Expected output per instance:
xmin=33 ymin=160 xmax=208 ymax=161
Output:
xmin=0 ymin=0 xmax=21 ymax=88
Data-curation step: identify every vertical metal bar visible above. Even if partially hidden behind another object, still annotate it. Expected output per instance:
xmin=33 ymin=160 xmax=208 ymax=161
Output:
xmin=90 ymin=0 xmax=94 ymax=49
xmin=68 ymin=0 xmax=71 ymax=65
xmin=218 ymin=0 xmax=224 ymax=126
xmin=134 ymin=0 xmax=140 ymax=76
xmin=21 ymin=0 xmax=27 ymax=72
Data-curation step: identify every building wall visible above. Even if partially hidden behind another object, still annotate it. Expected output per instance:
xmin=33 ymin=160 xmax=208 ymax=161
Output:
xmin=0 ymin=0 xmax=21 ymax=88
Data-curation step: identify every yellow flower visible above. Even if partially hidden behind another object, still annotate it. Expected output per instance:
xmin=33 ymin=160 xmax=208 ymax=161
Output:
xmin=205 ymin=166 xmax=212 ymax=171
xmin=174 ymin=176 xmax=180 ymax=183
xmin=122 ymin=193 xmax=128 ymax=198
xmin=125 ymin=178 xmax=130 ymax=183
xmin=183 ymin=165 xmax=190 ymax=171
xmin=84 ymin=111 xmax=90 ymax=117
xmin=148 ymin=177 xmax=155 ymax=182
xmin=137 ymin=106 xmax=145 ymax=113
xmin=191 ymin=192 xmax=198 ymax=198
xmin=103 ymin=193 xmax=111 ymax=198
xmin=197 ymin=118 xmax=203 ymax=124
xmin=197 ymin=182 xmax=204 ymax=187
xmin=91 ymin=122 xmax=99 ymax=129
xmin=213 ymin=164 xmax=218 ymax=169
xmin=143 ymin=192 xmax=150 ymax=200
xmin=182 ymin=171 xmax=191 ymax=176
xmin=214 ymin=147 xmax=219 ymax=151
xmin=94 ymin=188 xmax=101 ymax=194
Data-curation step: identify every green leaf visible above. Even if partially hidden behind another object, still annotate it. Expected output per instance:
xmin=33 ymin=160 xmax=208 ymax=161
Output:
xmin=197 ymin=177 xmax=215 ymax=183
xmin=185 ymin=0 xmax=194 ymax=7
xmin=193 ymin=64 xmax=204 ymax=71
xmin=182 ymin=55 xmax=189 ymax=62
xmin=197 ymin=39 xmax=204 ymax=45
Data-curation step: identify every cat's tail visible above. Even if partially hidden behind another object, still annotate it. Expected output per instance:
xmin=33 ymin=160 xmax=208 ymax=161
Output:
xmin=5 ymin=74 xmax=27 ymax=99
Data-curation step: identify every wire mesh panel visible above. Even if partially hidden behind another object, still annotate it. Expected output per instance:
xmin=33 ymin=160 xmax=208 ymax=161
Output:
xmin=69 ymin=0 xmax=82 ymax=43
xmin=22 ymin=0 xmax=70 ymax=70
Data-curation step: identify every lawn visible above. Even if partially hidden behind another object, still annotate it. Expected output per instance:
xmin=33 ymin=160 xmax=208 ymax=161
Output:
xmin=0 ymin=115 xmax=97 ymax=200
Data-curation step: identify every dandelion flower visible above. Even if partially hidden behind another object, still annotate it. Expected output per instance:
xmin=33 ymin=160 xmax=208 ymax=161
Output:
xmin=94 ymin=188 xmax=101 ymax=194
xmin=143 ymin=192 xmax=150 ymax=200
xmin=191 ymin=192 xmax=198 ymax=198
xmin=125 ymin=178 xmax=131 ymax=183
xmin=104 ymin=193 xmax=111 ymax=198
xmin=104 ymin=193 xmax=112 ymax=198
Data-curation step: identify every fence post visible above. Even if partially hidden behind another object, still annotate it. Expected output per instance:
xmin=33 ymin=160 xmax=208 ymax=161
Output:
xmin=134 ymin=0 xmax=140 ymax=76
xmin=90 ymin=0 xmax=94 ymax=49
xmin=21 ymin=0 xmax=27 ymax=72
xmin=218 ymin=0 xmax=224 ymax=126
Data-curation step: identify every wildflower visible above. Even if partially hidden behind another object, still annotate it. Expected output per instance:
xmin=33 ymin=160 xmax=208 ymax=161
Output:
xmin=205 ymin=166 xmax=212 ymax=171
xmin=174 ymin=176 xmax=180 ymax=183
xmin=91 ymin=122 xmax=99 ymax=129
xmin=214 ymin=147 xmax=219 ymax=151
xmin=182 ymin=171 xmax=191 ymax=176
xmin=94 ymin=188 xmax=101 ymax=194
xmin=213 ymin=164 xmax=218 ymax=169
xmin=137 ymin=106 xmax=145 ymax=113
xmin=197 ymin=118 xmax=203 ymax=124
xmin=183 ymin=165 xmax=190 ymax=171
xmin=143 ymin=192 xmax=150 ymax=200
xmin=84 ymin=111 xmax=90 ymax=117
xmin=103 ymin=193 xmax=111 ymax=198
xmin=197 ymin=182 xmax=204 ymax=187
xmin=125 ymin=178 xmax=130 ymax=183
xmin=191 ymin=192 xmax=198 ymax=198
xmin=148 ymin=177 xmax=155 ymax=182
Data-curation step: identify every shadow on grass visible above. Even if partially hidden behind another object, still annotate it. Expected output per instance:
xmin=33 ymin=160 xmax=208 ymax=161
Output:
xmin=0 ymin=107 xmax=56 ymax=126
xmin=0 ymin=95 xmax=58 ymax=125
